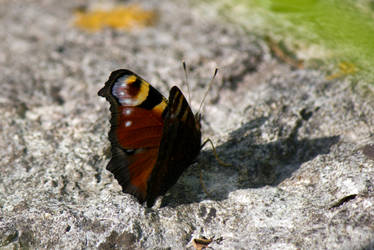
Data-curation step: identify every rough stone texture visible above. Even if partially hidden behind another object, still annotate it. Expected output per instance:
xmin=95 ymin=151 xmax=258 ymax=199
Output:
xmin=1 ymin=0 xmax=374 ymax=249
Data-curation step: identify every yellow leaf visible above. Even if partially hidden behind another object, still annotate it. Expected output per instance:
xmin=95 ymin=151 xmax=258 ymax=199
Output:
xmin=74 ymin=5 xmax=156 ymax=32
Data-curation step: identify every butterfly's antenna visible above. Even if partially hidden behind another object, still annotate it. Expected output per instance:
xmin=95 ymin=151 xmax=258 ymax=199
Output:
xmin=198 ymin=68 xmax=218 ymax=114
xmin=182 ymin=62 xmax=191 ymax=104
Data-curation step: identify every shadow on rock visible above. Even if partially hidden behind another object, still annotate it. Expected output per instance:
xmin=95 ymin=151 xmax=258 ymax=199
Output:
xmin=163 ymin=116 xmax=340 ymax=207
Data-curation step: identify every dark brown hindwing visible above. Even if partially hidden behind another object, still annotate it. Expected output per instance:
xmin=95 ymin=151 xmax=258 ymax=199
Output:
xmin=146 ymin=86 xmax=202 ymax=207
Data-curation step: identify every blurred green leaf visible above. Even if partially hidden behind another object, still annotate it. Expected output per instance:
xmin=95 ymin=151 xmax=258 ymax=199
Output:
xmin=199 ymin=0 xmax=374 ymax=81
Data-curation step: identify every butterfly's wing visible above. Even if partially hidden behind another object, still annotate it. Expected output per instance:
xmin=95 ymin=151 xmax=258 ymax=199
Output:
xmin=98 ymin=69 xmax=168 ymax=203
xmin=146 ymin=86 xmax=202 ymax=207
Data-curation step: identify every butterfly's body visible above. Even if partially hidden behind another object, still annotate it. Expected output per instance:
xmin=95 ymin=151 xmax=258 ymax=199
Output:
xmin=98 ymin=69 xmax=201 ymax=207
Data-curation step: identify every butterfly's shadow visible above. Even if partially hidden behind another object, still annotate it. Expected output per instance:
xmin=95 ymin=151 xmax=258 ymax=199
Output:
xmin=162 ymin=116 xmax=340 ymax=207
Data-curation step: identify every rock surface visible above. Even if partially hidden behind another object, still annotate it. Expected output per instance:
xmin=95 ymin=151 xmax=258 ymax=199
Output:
xmin=1 ymin=0 xmax=373 ymax=249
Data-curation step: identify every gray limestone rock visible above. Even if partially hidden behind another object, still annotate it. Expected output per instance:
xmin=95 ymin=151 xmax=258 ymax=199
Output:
xmin=1 ymin=0 xmax=373 ymax=249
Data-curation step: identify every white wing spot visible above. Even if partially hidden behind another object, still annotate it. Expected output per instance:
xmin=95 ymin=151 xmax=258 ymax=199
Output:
xmin=123 ymin=109 xmax=132 ymax=115
xmin=123 ymin=98 xmax=134 ymax=105
xmin=119 ymin=91 xmax=125 ymax=96
xmin=125 ymin=121 xmax=132 ymax=127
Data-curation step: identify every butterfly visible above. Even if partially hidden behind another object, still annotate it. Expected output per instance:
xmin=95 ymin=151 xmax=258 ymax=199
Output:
xmin=98 ymin=69 xmax=202 ymax=207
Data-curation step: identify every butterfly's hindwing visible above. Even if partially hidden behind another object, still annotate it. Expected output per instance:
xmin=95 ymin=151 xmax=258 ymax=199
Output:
xmin=146 ymin=86 xmax=202 ymax=206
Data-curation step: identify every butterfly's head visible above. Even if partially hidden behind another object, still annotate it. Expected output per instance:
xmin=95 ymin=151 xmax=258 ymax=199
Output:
xmin=194 ymin=112 xmax=202 ymax=131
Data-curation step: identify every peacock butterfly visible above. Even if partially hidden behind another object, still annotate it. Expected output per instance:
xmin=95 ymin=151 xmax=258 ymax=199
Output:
xmin=98 ymin=69 xmax=202 ymax=207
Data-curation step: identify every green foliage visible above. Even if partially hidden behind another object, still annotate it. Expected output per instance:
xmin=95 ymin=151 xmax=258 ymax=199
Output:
xmin=199 ymin=0 xmax=374 ymax=81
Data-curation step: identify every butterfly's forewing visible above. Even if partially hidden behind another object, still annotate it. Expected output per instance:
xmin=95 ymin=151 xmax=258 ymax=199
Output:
xmin=98 ymin=70 xmax=168 ymax=202
xmin=146 ymin=86 xmax=202 ymax=207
